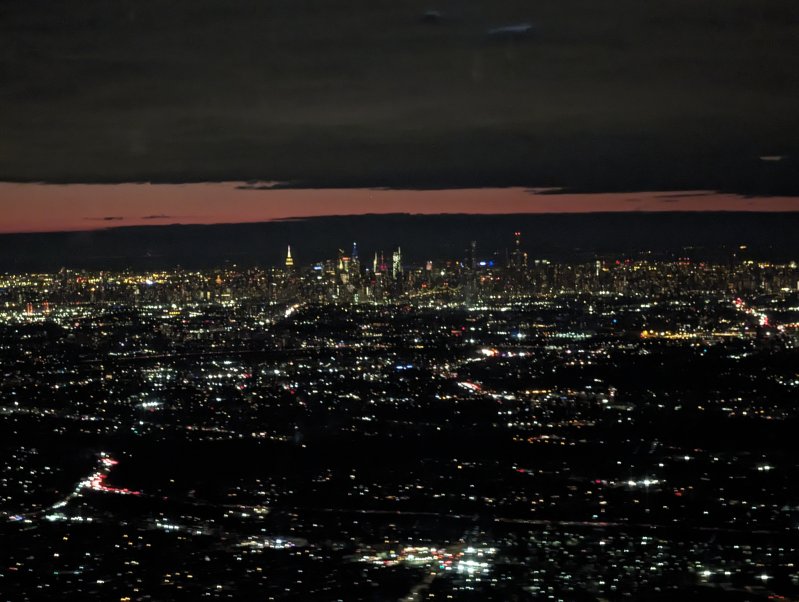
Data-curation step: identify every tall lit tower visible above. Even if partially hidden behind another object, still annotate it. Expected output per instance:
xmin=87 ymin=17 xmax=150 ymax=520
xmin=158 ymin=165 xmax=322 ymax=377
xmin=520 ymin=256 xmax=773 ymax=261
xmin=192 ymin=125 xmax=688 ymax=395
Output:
xmin=467 ymin=240 xmax=477 ymax=269
xmin=510 ymin=231 xmax=526 ymax=269
xmin=285 ymin=245 xmax=294 ymax=269
xmin=350 ymin=242 xmax=360 ymax=275
xmin=392 ymin=247 xmax=403 ymax=279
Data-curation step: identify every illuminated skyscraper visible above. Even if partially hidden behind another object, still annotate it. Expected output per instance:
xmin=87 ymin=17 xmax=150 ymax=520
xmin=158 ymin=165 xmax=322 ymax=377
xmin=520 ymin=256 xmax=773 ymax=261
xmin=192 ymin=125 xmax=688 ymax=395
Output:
xmin=510 ymin=231 xmax=527 ymax=269
xmin=466 ymin=240 xmax=478 ymax=269
xmin=350 ymin=242 xmax=360 ymax=275
xmin=392 ymin=247 xmax=403 ymax=279
xmin=285 ymin=245 xmax=294 ymax=269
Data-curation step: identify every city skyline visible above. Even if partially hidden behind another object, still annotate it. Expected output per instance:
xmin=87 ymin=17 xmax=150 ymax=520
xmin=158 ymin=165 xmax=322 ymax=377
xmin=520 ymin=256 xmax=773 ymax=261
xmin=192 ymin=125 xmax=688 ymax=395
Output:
xmin=4 ymin=211 xmax=799 ymax=274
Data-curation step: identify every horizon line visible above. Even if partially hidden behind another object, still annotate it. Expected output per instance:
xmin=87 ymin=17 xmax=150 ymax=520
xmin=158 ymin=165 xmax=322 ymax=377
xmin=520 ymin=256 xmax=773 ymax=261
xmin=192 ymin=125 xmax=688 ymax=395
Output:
xmin=2 ymin=183 xmax=799 ymax=234
xmin=3 ymin=208 xmax=799 ymax=236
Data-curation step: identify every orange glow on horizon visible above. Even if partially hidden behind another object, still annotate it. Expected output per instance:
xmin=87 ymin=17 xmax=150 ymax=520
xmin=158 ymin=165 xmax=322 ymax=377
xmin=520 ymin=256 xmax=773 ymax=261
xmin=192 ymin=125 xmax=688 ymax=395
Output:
xmin=0 ymin=183 xmax=798 ymax=234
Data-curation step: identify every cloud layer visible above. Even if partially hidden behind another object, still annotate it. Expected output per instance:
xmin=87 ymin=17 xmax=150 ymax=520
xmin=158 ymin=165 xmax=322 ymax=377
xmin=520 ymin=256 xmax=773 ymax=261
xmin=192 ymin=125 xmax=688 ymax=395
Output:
xmin=1 ymin=0 xmax=798 ymax=194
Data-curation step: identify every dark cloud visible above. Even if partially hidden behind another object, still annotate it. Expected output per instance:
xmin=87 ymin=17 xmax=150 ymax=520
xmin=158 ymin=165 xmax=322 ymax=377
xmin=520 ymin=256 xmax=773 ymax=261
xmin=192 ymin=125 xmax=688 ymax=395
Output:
xmin=655 ymin=192 xmax=719 ymax=200
xmin=236 ymin=182 xmax=294 ymax=191
xmin=84 ymin=216 xmax=125 ymax=221
xmin=1 ymin=0 xmax=798 ymax=195
xmin=524 ymin=188 xmax=565 ymax=195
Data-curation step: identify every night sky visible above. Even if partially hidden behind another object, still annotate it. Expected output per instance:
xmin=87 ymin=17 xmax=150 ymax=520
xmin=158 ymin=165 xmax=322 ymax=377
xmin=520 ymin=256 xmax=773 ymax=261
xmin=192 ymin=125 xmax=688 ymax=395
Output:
xmin=1 ymin=0 xmax=798 ymax=233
